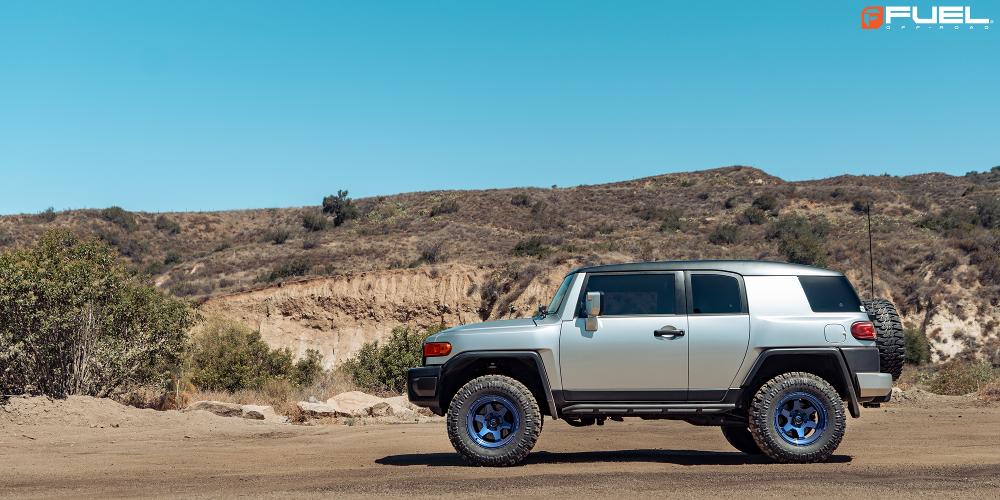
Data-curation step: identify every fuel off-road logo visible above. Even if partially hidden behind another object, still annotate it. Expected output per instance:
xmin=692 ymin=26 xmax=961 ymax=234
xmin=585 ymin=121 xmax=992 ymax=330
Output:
xmin=862 ymin=5 xmax=993 ymax=29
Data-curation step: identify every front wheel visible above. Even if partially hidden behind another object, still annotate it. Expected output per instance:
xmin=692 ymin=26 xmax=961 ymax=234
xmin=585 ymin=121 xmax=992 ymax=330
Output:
xmin=748 ymin=372 xmax=846 ymax=463
xmin=446 ymin=375 xmax=542 ymax=466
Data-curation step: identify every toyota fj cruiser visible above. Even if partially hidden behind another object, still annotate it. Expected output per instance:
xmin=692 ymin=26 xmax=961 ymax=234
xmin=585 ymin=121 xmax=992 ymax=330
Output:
xmin=408 ymin=260 xmax=898 ymax=465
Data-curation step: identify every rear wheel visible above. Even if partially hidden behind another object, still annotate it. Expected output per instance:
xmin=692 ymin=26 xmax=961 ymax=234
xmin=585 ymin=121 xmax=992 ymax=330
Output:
xmin=863 ymin=298 xmax=905 ymax=380
xmin=721 ymin=425 xmax=762 ymax=455
xmin=748 ymin=372 xmax=846 ymax=463
xmin=446 ymin=375 xmax=541 ymax=466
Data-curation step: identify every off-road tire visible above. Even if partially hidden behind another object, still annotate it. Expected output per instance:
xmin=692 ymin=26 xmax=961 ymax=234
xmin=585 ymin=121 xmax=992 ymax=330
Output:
xmin=748 ymin=372 xmax=846 ymax=463
xmin=721 ymin=425 xmax=762 ymax=455
xmin=446 ymin=375 xmax=542 ymax=466
xmin=863 ymin=298 xmax=905 ymax=380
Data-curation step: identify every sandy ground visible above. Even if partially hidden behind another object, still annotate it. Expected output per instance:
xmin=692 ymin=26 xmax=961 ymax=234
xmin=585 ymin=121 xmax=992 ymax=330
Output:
xmin=2 ymin=395 xmax=999 ymax=499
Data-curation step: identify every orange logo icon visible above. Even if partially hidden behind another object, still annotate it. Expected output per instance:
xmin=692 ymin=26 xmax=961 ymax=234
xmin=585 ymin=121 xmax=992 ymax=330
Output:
xmin=862 ymin=6 xmax=885 ymax=29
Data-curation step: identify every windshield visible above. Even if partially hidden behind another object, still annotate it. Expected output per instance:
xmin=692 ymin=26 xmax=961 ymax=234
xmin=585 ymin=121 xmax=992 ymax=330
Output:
xmin=545 ymin=274 xmax=574 ymax=315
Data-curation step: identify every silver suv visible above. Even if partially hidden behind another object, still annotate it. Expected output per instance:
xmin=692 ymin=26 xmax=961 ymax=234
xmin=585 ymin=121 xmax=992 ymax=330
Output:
xmin=408 ymin=260 xmax=894 ymax=465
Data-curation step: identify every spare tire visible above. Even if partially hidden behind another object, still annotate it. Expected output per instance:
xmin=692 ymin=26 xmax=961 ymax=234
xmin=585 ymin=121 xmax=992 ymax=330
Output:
xmin=862 ymin=298 xmax=905 ymax=380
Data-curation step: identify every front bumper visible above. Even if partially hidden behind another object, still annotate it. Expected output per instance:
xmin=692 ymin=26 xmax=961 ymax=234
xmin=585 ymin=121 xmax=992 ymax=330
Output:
xmin=856 ymin=372 xmax=893 ymax=399
xmin=407 ymin=365 xmax=443 ymax=415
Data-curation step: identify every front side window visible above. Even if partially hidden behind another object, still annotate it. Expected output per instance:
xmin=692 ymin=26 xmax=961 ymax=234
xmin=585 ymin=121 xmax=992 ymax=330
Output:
xmin=546 ymin=274 xmax=574 ymax=314
xmin=690 ymin=273 xmax=743 ymax=314
xmin=580 ymin=273 xmax=676 ymax=316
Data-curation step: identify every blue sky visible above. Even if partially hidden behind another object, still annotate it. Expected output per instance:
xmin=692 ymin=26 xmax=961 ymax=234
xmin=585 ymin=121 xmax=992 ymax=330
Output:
xmin=1 ymin=1 xmax=997 ymax=214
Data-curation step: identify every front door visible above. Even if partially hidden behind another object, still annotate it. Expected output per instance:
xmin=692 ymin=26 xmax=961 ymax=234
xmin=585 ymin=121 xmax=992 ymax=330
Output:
xmin=559 ymin=272 xmax=688 ymax=401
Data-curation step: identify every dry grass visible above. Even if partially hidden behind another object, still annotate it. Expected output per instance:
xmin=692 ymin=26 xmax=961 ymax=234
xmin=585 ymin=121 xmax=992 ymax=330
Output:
xmin=117 ymin=370 xmax=359 ymax=420
xmin=979 ymin=379 xmax=1000 ymax=403
xmin=177 ymin=370 xmax=359 ymax=421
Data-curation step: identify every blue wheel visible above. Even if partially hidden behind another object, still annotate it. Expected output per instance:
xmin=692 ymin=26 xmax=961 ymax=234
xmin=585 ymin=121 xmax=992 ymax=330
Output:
xmin=465 ymin=395 xmax=521 ymax=448
xmin=748 ymin=372 xmax=846 ymax=463
xmin=447 ymin=375 xmax=542 ymax=466
xmin=773 ymin=391 xmax=828 ymax=446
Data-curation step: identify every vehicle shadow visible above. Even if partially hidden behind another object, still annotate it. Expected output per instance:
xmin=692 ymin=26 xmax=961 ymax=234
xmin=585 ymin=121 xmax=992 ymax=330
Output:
xmin=376 ymin=449 xmax=852 ymax=467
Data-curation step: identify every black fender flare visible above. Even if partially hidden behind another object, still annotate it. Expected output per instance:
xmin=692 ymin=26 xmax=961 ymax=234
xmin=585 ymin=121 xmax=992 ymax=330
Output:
xmin=440 ymin=350 xmax=559 ymax=418
xmin=740 ymin=348 xmax=861 ymax=418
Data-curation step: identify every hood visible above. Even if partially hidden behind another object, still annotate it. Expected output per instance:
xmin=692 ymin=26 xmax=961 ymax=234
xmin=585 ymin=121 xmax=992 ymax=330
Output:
xmin=445 ymin=318 xmax=538 ymax=333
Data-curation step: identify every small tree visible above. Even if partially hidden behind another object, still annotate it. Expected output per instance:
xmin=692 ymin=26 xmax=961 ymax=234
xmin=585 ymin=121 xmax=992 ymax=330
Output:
xmin=187 ymin=318 xmax=295 ymax=392
xmin=0 ymin=230 xmax=194 ymax=397
xmin=322 ymin=190 xmax=359 ymax=226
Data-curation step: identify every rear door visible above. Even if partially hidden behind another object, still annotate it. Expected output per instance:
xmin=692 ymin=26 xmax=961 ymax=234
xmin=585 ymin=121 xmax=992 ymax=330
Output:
xmin=558 ymin=272 xmax=688 ymax=401
xmin=686 ymin=272 xmax=751 ymax=401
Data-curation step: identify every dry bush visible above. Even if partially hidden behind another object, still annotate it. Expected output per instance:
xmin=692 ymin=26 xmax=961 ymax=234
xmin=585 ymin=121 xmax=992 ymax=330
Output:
xmin=926 ymin=360 xmax=999 ymax=395
xmin=978 ymin=378 xmax=1000 ymax=403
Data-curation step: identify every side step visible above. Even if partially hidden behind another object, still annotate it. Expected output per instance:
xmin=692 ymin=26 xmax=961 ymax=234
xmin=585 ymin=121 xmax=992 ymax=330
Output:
xmin=561 ymin=403 xmax=735 ymax=417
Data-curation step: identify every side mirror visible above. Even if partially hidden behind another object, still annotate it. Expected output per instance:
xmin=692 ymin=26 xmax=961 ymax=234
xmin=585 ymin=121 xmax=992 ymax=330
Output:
xmin=585 ymin=292 xmax=601 ymax=331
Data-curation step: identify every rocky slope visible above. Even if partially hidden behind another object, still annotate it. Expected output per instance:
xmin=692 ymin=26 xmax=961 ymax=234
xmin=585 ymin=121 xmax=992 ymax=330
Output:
xmin=2 ymin=166 xmax=998 ymax=364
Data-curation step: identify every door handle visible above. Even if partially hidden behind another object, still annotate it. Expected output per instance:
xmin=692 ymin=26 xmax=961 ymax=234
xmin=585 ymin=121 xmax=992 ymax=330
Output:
xmin=654 ymin=327 xmax=685 ymax=337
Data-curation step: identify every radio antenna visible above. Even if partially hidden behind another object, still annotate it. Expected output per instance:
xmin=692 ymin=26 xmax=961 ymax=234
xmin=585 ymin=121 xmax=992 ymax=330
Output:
xmin=867 ymin=202 xmax=875 ymax=300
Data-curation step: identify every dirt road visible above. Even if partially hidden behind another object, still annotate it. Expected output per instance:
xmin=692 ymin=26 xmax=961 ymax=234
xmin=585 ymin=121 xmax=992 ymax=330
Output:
xmin=2 ymin=397 xmax=999 ymax=498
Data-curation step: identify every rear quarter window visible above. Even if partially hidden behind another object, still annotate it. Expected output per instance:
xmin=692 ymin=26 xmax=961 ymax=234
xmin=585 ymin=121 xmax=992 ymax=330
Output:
xmin=798 ymin=276 xmax=862 ymax=313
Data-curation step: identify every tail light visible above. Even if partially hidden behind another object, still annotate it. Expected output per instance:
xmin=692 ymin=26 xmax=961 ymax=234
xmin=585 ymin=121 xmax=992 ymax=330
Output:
xmin=423 ymin=342 xmax=452 ymax=357
xmin=851 ymin=321 xmax=876 ymax=341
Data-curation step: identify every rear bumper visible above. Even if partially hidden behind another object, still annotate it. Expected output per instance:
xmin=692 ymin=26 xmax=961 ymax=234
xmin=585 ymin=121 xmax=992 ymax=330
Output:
xmin=407 ymin=365 xmax=443 ymax=415
xmin=840 ymin=346 xmax=893 ymax=401
xmin=856 ymin=372 xmax=893 ymax=398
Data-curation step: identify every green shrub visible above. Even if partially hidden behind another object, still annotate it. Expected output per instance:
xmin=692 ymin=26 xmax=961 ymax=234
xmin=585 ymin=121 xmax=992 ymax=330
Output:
xmin=768 ymin=214 xmax=830 ymax=266
xmin=723 ymin=196 xmax=737 ymax=209
xmin=429 ymin=199 xmax=459 ymax=217
xmin=36 ymin=207 xmax=57 ymax=223
xmin=738 ymin=206 xmax=767 ymax=225
xmin=416 ymin=241 xmax=445 ymax=264
xmin=259 ymin=259 xmax=310 ymax=283
xmin=510 ymin=193 xmax=532 ymax=207
xmin=322 ymin=190 xmax=359 ymax=226
xmin=100 ymin=206 xmax=138 ymax=232
xmin=301 ymin=211 xmax=327 ymax=231
xmin=154 ymin=215 xmax=181 ymax=235
xmin=97 ymin=229 xmax=146 ymax=260
xmin=265 ymin=228 xmax=291 ymax=245
xmin=918 ymin=207 xmax=977 ymax=232
xmin=164 ymin=251 xmax=182 ymax=266
xmin=904 ymin=327 xmax=931 ymax=365
xmin=512 ymin=236 xmax=558 ymax=258
xmin=977 ymin=197 xmax=1000 ymax=229
xmin=658 ymin=210 xmax=684 ymax=232
xmin=0 ymin=230 xmax=194 ymax=397
xmin=188 ymin=318 xmax=295 ymax=392
xmin=293 ymin=349 xmax=325 ymax=387
xmin=341 ymin=325 xmax=445 ymax=393
xmin=0 ymin=230 xmax=13 ymax=247
xmin=709 ymin=224 xmax=741 ymax=245
xmin=926 ymin=360 xmax=999 ymax=395
xmin=752 ymin=194 xmax=779 ymax=213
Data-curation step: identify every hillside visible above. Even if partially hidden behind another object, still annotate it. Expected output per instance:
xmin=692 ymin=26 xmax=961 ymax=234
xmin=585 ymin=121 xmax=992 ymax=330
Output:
xmin=2 ymin=166 xmax=999 ymax=365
